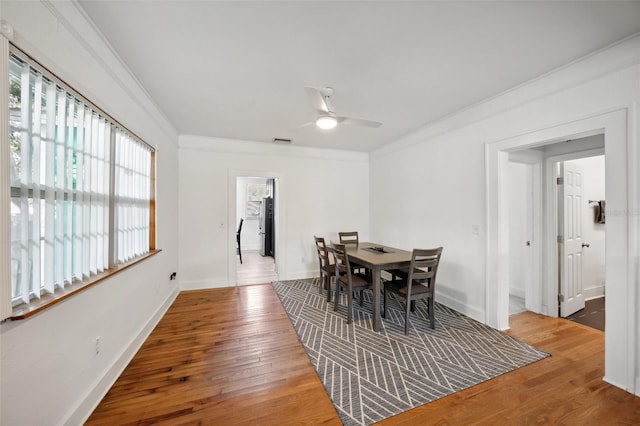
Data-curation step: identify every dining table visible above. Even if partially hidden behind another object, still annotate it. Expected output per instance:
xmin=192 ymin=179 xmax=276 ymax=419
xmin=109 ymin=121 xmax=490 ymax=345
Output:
xmin=345 ymin=242 xmax=413 ymax=332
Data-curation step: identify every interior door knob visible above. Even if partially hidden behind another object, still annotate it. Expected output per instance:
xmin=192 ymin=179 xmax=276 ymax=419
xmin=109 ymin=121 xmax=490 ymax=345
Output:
xmin=582 ymin=243 xmax=590 ymax=248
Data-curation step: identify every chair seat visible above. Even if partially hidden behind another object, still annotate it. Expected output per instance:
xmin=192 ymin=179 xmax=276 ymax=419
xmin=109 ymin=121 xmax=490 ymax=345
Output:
xmin=388 ymin=267 xmax=422 ymax=279
xmin=321 ymin=263 xmax=336 ymax=276
xmin=384 ymin=279 xmax=431 ymax=296
xmin=346 ymin=273 xmax=372 ymax=290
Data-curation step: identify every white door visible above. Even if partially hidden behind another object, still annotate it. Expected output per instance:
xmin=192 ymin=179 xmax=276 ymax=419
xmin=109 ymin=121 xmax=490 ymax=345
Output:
xmin=558 ymin=162 xmax=586 ymax=317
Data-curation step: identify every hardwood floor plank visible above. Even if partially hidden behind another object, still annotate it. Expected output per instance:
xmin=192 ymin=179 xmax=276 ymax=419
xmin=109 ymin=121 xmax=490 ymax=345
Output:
xmin=88 ymin=288 xmax=640 ymax=425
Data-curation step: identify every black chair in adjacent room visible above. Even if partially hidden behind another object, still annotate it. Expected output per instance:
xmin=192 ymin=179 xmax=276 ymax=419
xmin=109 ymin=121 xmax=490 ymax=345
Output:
xmin=236 ymin=218 xmax=244 ymax=264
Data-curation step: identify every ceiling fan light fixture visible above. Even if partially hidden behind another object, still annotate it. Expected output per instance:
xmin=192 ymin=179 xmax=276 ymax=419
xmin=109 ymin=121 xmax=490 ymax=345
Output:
xmin=315 ymin=115 xmax=337 ymax=130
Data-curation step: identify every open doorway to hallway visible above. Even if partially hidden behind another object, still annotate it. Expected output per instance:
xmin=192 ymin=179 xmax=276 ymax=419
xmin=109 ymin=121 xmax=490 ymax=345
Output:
xmin=505 ymin=135 xmax=605 ymax=328
xmin=487 ymin=108 xmax=633 ymax=394
xmin=236 ymin=176 xmax=279 ymax=285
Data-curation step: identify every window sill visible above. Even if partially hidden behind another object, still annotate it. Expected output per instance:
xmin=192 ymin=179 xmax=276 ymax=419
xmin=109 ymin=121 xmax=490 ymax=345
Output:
xmin=10 ymin=249 xmax=162 ymax=320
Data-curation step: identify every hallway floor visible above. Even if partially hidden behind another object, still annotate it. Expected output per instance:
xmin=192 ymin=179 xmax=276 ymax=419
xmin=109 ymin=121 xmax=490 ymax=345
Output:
xmin=567 ymin=297 xmax=605 ymax=331
xmin=237 ymin=250 xmax=279 ymax=285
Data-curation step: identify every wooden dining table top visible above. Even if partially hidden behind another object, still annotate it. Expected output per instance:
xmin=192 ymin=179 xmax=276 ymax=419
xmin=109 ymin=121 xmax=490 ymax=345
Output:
xmin=345 ymin=242 xmax=413 ymax=267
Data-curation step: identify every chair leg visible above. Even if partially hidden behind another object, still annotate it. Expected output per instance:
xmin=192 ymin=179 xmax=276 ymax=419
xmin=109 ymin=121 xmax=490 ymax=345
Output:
xmin=404 ymin=299 xmax=411 ymax=335
xmin=382 ymin=287 xmax=387 ymax=318
xmin=326 ymin=276 xmax=333 ymax=302
xmin=359 ymin=290 xmax=364 ymax=306
xmin=334 ymin=284 xmax=340 ymax=312
xmin=428 ymin=296 xmax=435 ymax=329
xmin=347 ymin=288 xmax=353 ymax=324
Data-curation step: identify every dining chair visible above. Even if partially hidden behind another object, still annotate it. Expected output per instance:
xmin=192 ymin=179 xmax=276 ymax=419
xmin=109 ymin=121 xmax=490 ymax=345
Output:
xmin=314 ymin=235 xmax=335 ymax=302
xmin=331 ymin=242 xmax=373 ymax=324
xmin=383 ymin=247 xmax=443 ymax=335
xmin=236 ymin=218 xmax=244 ymax=264
xmin=338 ymin=231 xmax=359 ymax=246
xmin=339 ymin=231 xmax=367 ymax=275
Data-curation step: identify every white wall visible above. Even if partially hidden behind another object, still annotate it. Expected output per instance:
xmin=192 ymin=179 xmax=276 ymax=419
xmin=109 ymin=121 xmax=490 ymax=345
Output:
xmin=0 ymin=2 xmax=180 ymax=425
xmin=566 ymin=155 xmax=606 ymax=299
xmin=178 ymin=136 xmax=369 ymax=290
xmin=371 ymin=35 xmax=639 ymax=394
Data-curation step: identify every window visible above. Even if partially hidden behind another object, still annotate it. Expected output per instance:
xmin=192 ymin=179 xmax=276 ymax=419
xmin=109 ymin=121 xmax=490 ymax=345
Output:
xmin=6 ymin=48 xmax=156 ymax=318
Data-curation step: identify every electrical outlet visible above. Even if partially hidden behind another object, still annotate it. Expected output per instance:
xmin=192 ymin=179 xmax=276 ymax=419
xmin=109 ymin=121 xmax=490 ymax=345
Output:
xmin=95 ymin=337 xmax=101 ymax=355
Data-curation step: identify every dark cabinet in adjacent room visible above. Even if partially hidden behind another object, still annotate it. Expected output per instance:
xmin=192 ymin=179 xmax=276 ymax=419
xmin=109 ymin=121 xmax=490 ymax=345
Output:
xmin=259 ymin=195 xmax=274 ymax=257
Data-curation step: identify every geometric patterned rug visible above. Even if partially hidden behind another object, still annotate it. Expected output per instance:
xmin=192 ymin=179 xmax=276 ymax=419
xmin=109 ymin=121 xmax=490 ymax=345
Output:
xmin=273 ymin=278 xmax=549 ymax=426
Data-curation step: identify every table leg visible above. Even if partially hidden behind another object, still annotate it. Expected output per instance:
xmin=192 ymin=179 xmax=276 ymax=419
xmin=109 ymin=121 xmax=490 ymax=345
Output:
xmin=372 ymin=266 xmax=381 ymax=331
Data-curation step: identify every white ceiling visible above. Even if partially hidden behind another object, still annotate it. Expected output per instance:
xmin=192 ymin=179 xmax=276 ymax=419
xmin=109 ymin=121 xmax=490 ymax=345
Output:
xmin=78 ymin=1 xmax=640 ymax=152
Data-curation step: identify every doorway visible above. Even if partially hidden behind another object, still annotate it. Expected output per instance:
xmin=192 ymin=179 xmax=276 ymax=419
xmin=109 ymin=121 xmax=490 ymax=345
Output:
xmin=235 ymin=176 xmax=279 ymax=286
xmin=486 ymin=107 xmax=635 ymax=394
xmin=505 ymin=136 xmax=605 ymax=320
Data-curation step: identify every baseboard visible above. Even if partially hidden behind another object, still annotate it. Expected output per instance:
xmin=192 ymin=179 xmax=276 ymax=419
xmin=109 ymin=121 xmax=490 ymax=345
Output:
xmin=584 ymin=286 xmax=605 ymax=300
xmin=509 ymin=287 xmax=526 ymax=299
xmin=602 ymin=375 xmax=630 ymax=395
xmin=435 ymin=289 xmax=485 ymax=324
xmin=63 ymin=286 xmax=179 ymax=425
xmin=279 ymin=270 xmax=317 ymax=281
xmin=180 ymin=278 xmax=231 ymax=291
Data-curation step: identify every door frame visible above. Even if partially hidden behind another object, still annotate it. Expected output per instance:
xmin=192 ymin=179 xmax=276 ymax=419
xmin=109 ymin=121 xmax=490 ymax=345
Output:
xmin=228 ymin=170 xmax=284 ymax=286
xmin=486 ymin=107 xmax=637 ymax=394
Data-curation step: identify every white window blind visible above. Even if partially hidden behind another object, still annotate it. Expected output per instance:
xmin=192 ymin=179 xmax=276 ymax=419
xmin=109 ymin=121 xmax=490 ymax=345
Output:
xmin=114 ymin=130 xmax=151 ymax=263
xmin=6 ymin=50 xmax=154 ymax=313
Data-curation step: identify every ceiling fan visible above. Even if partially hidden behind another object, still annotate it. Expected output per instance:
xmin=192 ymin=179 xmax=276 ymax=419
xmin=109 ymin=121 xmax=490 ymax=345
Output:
xmin=304 ymin=86 xmax=382 ymax=130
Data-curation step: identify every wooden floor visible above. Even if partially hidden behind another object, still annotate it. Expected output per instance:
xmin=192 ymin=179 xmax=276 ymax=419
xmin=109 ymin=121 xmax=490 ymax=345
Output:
xmin=87 ymin=284 xmax=640 ymax=425
xmin=236 ymin=250 xmax=279 ymax=285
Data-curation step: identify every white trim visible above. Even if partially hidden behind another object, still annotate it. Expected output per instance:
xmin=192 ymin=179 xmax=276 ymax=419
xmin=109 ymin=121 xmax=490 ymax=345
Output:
xmin=374 ymin=34 xmax=640 ymax=159
xmin=0 ymin=32 xmax=12 ymax=320
xmin=486 ymin=107 xmax=636 ymax=394
xmin=180 ymin=134 xmax=369 ymax=163
xmin=584 ymin=288 xmax=605 ymax=300
xmin=509 ymin=287 xmax=526 ymax=299
xmin=625 ymin=101 xmax=639 ymax=397
xmin=63 ymin=286 xmax=179 ymax=425
xmin=436 ymin=290 xmax=485 ymax=324
xmin=180 ymin=278 xmax=231 ymax=291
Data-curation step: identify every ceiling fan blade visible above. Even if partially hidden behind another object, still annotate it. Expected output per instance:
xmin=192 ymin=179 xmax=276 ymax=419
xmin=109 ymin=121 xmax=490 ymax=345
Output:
xmin=304 ymin=86 xmax=329 ymax=113
xmin=292 ymin=121 xmax=315 ymax=131
xmin=337 ymin=116 xmax=382 ymax=128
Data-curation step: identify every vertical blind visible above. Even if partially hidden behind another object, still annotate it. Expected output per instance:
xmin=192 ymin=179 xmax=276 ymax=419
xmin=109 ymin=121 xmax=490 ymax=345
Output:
xmin=8 ymin=51 xmax=154 ymax=308
xmin=114 ymin=130 xmax=151 ymax=263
